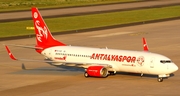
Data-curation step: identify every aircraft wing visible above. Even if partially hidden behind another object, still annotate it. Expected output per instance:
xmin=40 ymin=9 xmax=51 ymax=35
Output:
xmin=62 ymin=62 xmax=112 ymax=68
xmin=5 ymin=45 xmax=112 ymax=68
xmin=5 ymin=45 xmax=58 ymax=62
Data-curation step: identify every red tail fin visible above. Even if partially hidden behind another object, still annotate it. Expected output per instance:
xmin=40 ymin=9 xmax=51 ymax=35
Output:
xmin=142 ymin=37 xmax=149 ymax=51
xmin=32 ymin=7 xmax=66 ymax=50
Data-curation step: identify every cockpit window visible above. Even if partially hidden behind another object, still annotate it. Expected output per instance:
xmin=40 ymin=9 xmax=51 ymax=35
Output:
xmin=160 ymin=60 xmax=172 ymax=63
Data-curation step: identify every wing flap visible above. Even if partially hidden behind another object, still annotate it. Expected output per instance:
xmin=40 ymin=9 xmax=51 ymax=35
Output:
xmin=62 ymin=62 xmax=112 ymax=69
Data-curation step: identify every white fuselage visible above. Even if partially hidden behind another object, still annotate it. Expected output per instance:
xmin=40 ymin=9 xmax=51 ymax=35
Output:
xmin=41 ymin=46 xmax=178 ymax=76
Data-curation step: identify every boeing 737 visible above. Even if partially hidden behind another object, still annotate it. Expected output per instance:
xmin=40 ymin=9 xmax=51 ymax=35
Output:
xmin=5 ymin=7 xmax=178 ymax=82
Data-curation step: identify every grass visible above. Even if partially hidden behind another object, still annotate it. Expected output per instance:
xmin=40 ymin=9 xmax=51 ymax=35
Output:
xmin=0 ymin=5 xmax=180 ymax=38
xmin=0 ymin=0 xmax=139 ymax=12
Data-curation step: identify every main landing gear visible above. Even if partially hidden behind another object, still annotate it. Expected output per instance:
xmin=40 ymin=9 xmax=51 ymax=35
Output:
xmin=109 ymin=71 xmax=116 ymax=75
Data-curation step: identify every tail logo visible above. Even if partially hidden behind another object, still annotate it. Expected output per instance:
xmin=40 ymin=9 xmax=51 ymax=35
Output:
xmin=34 ymin=12 xmax=48 ymax=42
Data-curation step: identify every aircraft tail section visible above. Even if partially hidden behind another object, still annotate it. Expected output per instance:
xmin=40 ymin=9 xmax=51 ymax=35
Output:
xmin=32 ymin=7 xmax=66 ymax=53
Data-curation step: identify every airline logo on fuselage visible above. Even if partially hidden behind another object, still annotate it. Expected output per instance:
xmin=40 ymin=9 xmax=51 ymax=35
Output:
xmin=54 ymin=56 xmax=66 ymax=61
xmin=90 ymin=53 xmax=136 ymax=63
xmin=137 ymin=56 xmax=145 ymax=66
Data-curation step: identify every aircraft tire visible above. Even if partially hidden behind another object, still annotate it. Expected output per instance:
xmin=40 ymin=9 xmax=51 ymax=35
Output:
xmin=157 ymin=77 xmax=163 ymax=82
xmin=84 ymin=72 xmax=89 ymax=78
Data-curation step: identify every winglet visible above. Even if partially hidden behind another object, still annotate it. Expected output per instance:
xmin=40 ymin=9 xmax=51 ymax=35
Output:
xmin=142 ymin=37 xmax=149 ymax=51
xmin=5 ymin=45 xmax=17 ymax=60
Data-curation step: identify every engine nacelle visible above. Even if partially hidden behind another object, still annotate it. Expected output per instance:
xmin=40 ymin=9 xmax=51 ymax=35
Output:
xmin=86 ymin=66 xmax=108 ymax=78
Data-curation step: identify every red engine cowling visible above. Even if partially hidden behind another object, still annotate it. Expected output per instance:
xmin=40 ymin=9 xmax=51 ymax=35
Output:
xmin=86 ymin=66 xmax=108 ymax=78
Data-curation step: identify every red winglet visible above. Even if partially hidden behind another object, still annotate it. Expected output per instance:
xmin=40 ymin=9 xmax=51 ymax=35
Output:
xmin=142 ymin=37 xmax=149 ymax=51
xmin=5 ymin=45 xmax=17 ymax=60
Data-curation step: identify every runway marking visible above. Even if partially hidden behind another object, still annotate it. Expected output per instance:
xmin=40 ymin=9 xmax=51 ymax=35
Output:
xmin=90 ymin=32 xmax=133 ymax=37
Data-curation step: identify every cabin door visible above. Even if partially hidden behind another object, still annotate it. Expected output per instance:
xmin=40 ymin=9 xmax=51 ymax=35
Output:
xmin=48 ymin=49 xmax=53 ymax=60
xmin=150 ymin=57 xmax=155 ymax=68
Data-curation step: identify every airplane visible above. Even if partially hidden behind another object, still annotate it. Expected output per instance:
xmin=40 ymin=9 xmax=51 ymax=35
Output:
xmin=4 ymin=7 xmax=178 ymax=82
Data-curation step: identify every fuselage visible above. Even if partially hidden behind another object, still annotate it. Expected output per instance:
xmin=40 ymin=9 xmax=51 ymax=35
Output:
xmin=41 ymin=46 xmax=178 ymax=76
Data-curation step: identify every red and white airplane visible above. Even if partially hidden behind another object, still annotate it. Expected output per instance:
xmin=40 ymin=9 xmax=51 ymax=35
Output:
xmin=5 ymin=7 xmax=178 ymax=82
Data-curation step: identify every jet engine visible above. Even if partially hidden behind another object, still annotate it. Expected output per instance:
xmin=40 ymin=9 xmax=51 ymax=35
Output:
xmin=84 ymin=66 xmax=108 ymax=78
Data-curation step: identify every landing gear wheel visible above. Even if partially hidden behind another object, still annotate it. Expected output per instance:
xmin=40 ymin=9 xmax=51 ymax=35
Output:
xmin=157 ymin=77 xmax=163 ymax=82
xmin=84 ymin=72 xmax=89 ymax=78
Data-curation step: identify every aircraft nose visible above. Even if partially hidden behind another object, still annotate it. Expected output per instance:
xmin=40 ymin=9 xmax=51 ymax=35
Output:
xmin=174 ymin=64 xmax=179 ymax=71
xmin=170 ymin=63 xmax=178 ymax=73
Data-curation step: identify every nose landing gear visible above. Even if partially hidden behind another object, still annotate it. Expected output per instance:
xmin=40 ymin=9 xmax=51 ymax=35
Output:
xmin=157 ymin=77 xmax=163 ymax=82
xmin=157 ymin=74 xmax=170 ymax=82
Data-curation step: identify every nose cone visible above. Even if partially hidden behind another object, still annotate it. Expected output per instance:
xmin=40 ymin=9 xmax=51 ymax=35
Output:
xmin=170 ymin=63 xmax=178 ymax=73
xmin=174 ymin=64 xmax=179 ymax=71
